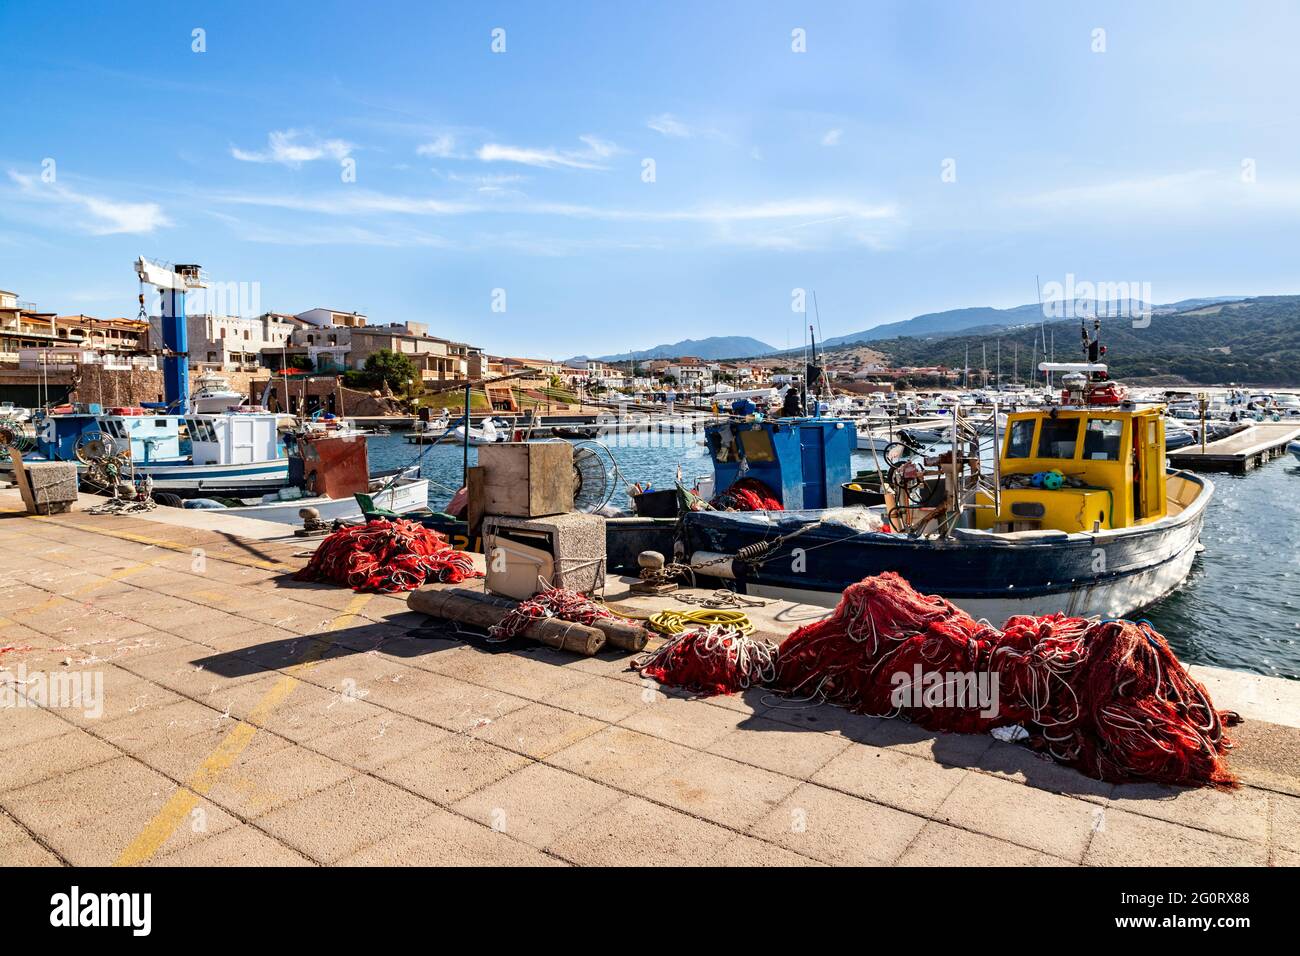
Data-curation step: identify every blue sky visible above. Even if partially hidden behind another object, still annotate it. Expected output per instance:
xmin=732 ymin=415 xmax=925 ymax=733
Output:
xmin=3 ymin=0 xmax=1300 ymax=358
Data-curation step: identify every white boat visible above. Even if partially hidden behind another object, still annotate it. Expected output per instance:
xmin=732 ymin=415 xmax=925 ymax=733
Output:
xmin=213 ymin=467 xmax=430 ymax=525
xmin=190 ymin=372 xmax=245 ymax=413
xmin=404 ymin=414 xmax=452 ymax=444
xmin=451 ymin=417 xmax=511 ymax=445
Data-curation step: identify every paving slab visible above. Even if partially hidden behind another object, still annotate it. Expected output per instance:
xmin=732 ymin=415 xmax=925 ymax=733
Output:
xmin=813 ymin=745 xmax=968 ymax=816
xmin=453 ymin=762 xmax=624 ymax=849
xmin=1084 ymin=806 xmax=1267 ymax=867
xmin=374 ymin=734 xmax=531 ymax=805
xmin=643 ymin=751 xmax=801 ymax=830
xmin=934 ymin=772 xmax=1099 ymax=862
xmin=545 ymin=725 xmax=695 ymax=792
xmin=547 ymin=795 xmax=735 ymax=866
xmin=748 ymin=782 xmax=924 ymax=865
xmin=255 ymin=775 xmax=436 ymax=864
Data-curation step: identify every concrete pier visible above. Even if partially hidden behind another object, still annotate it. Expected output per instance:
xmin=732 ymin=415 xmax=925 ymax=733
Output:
xmin=1 ymin=488 xmax=1297 ymax=867
xmin=1168 ymin=420 xmax=1300 ymax=473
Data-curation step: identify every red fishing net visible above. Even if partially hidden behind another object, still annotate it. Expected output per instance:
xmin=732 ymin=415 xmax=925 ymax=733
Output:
xmin=638 ymin=571 xmax=1239 ymax=788
xmin=294 ymin=518 xmax=481 ymax=593
xmin=638 ymin=626 xmax=779 ymax=696
xmin=711 ymin=477 xmax=783 ymax=511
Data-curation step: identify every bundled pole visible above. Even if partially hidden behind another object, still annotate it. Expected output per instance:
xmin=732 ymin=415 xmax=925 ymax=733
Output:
xmin=408 ymin=587 xmax=605 ymax=655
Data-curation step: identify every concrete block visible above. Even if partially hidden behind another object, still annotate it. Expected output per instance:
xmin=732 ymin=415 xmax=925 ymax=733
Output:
xmin=20 ymin=461 xmax=78 ymax=514
xmin=483 ymin=511 xmax=606 ymax=597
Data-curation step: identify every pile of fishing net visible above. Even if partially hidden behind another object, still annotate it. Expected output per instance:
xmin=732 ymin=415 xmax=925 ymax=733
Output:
xmin=638 ymin=571 xmax=1239 ymax=788
xmin=638 ymin=625 xmax=778 ymax=696
xmin=710 ymin=477 xmax=783 ymax=511
xmin=294 ymin=518 xmax=480 ymax=593
xmin=488 ymin=586 xmax=614 ymax=641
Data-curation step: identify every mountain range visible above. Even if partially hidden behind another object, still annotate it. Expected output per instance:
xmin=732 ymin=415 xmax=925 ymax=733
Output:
xmin=572 ymin=297 xmax=1250 ymax=365
xmin=862 ymin=296 xmax=1300 ymax=386
xmin=815 ymin=296 xmax=1247 ymax=349
xmin=570 ymin=336 xmax=777 ymax=363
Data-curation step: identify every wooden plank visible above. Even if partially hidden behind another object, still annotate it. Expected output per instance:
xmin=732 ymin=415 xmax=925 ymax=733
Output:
xmin=466 ymin=465 xmax=486 ymax=548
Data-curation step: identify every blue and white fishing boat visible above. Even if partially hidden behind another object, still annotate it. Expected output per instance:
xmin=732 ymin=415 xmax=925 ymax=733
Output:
xmin=0 ymin=405 xmax=292 ymax=495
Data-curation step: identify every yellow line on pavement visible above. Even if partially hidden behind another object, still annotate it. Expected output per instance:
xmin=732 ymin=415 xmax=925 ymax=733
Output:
xmin=114 ymin=592 xmax=372 ymax=866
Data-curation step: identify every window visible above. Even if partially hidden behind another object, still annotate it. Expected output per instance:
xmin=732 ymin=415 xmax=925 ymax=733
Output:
xmin=1083 ymin=418 xmax=1123 ymax=460
xmin=738 ymin=428 xmax=777 ymax=462
xmin=1005 ymin=419 xmax=1035 ymax=458
xmin=1037 ymin=418 xmax=1081 ymax=459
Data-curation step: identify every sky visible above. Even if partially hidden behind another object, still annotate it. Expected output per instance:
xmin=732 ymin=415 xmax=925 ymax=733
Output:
xmin=3 ymin=0 xmax=1300 ymax=359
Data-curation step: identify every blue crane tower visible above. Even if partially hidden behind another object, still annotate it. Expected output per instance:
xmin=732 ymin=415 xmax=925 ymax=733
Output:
xmin=135 ymin=257 xmax=204 ymax=414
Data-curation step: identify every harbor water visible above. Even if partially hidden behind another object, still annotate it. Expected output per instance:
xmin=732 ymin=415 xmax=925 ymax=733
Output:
xmin=365 ymin=430 xmax=1300 ymax=682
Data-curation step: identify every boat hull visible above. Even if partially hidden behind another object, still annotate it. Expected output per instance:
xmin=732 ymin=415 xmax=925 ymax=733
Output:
xmin=0 ymin=457 xmax=289 ymax=495
xmin=682 ymin=471 xmax=1212 ymax=622
xmin=218 ymin=477 xmax=430 ymax=525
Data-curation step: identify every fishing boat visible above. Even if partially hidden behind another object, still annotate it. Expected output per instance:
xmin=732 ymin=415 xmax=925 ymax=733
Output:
xmin=1289 ymin=440 xmax=1300 ymax=463
xmin=0 ymin=405 xmax=292 ymax=495
xmin=675 ymin=351 xmax=1213 ymax=621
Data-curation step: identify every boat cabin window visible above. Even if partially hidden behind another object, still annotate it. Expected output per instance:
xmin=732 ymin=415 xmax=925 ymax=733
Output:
xmin=1005 ymin=419 xmax=1035 ymax=458
xmin=101 ymin=420 xmax=127 ymax=439
xmin=1037 ymin=418 xmax=1080 ymax=459
xmin=1083 ymin=418 xmax=1123 ymax=460
xmin=187 ymin=418 xmax=217 ymax=443
xmin=738 ymin=428 xmax=777 ymax=463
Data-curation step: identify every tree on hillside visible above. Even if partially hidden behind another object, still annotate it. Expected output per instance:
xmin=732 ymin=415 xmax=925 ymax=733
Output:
xmin=363 ymin=349 xmax=418 ymax=391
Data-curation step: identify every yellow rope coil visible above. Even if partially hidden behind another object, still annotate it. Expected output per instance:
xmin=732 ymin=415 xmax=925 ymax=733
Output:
xmin=647 ymin=608 xmax=754 ymax=636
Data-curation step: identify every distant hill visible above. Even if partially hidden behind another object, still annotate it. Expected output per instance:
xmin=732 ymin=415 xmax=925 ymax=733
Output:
xmin=857 ymin=296 xmax=1300 ymax=386
xmin=572 ymin=335 xmax=778 ymax=363
xmin=818 ymin=296 xmax=1247 ymax=349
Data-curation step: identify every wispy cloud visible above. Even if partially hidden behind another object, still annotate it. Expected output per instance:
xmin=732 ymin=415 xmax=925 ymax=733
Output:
xmin=217 ymin=189 xmax=477 ymax=217
xmin=416 ymin=134 xmax=459 ymax=158
xmin=217 ymin=189 xmax=897 ymax=228
xmin=1010 ymin=168 xmax=1300 ymax=224
xmin=647 ymin=113 xmax=691 ymax=137
xmin=526 ymin=197 xmax=899 ymax=225
xmin=231 ymin=129 xmax=353 ymax=166
xmin=476 ymin=135 xmax=620 ymax=170
xmin=821 ymin=128 xmax=843 ymax=147
xmin=7 ymin=170 xmax=170 ymax=235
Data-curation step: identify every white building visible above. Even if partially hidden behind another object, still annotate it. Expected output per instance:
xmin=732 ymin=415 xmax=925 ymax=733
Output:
xmin=294 ymin=307 xmax=368 ymax=329
xmin=149 ymin=312 xmax=299 ymax=370
xmin=664 ymin=363 xmax=712 ymax=386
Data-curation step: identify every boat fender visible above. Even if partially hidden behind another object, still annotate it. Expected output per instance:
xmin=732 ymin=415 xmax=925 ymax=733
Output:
xmin=689 ymin=551 xmax=736 ymax=580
